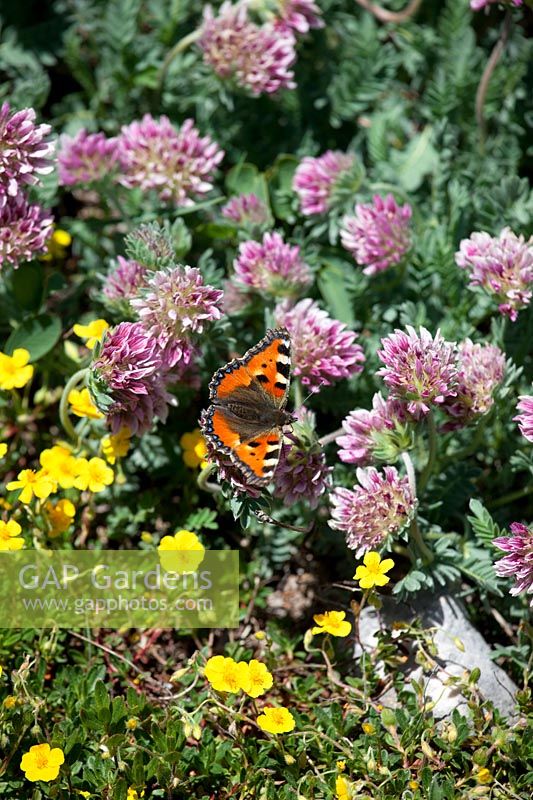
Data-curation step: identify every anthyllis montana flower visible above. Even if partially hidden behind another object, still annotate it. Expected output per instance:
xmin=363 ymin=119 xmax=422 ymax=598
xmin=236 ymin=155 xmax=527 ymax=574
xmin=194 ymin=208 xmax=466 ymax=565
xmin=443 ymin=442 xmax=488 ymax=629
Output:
xmin=470 ymin=0 xmax=522 ymax=10
xmin=329 ymin=466 xmax=416 ymax=556
xmin=514 ymin=395 xmax=533 ymax=443
xmin=222 ymin=193 xmax=271 ymax=227
xmin=443 ymin=339 xmax=505 ymax=427
xmin=377 ymin=326 xmax=458 ymax=418
xmin=0 ymin=103 xmax=54 ymax=203
xmin=336 ymin=392 xmax=409 ymax=466
xmin=455 ymin=228 xmax=533 ymax=321
xmin=234 ymin=231 xmax=311 ymax=297
xmin=102 ymin=256 xmax=148 ymax=305
xmin=274 ymin=414 xmax=331 ymax=508
xmin=275 ymin=298 xmax=365 ymax=393
xmin=57 ymin=129 xmax=120 ymax=186
xmin=118 ymin=115 xmax=224 ymax=206
xmin=493 ymin=522 xmax=533 ymax=606
xmin=340 ymin=194 xmax=412 ymax=276
xmin=0 ymin=191 xmax=53 ymax=267
xmin=90 ymin=322 xmax=173 ymax=435
xmin=131 ymin=266 xmax=223 ymax=360
xmin=293 ymin=151 xmax=360 ymax=216
xmin=199 ymin=2 xmax=296 ymax=96
xmin=274 ymin=0 xmax=324 ymax=34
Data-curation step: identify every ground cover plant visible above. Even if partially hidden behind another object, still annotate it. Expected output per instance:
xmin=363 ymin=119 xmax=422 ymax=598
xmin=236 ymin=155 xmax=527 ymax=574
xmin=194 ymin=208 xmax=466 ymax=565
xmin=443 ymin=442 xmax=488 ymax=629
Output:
xmin=0 ymin=0 xmax=532 ymax=797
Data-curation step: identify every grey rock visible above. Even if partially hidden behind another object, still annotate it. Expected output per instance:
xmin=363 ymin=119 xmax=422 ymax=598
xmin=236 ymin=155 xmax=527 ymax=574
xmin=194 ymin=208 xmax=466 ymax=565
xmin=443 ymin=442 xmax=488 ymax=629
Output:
xmin=355 ymin=592 xmax=518 ymax=720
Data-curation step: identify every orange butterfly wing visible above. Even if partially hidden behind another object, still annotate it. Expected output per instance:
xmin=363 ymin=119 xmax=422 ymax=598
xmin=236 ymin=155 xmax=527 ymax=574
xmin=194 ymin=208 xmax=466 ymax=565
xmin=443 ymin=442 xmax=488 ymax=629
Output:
xmin=204 ymin=329 xmax=291 ymax=485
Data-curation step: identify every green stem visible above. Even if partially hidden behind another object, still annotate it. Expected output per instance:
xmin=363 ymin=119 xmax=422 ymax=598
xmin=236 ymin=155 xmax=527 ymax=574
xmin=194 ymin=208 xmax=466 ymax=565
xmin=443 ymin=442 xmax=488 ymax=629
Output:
xmin=293 ymin=378 xmax=303 ymax=410
xmin=158 ymin=29 xmax=201 ymax=94
xmin=59 ymin=368 xmax=89 ymax=443
xmin=488 ymin=484 xmax=533 ymax=510
xmin=197 ymin=462 xmax=222 ymax=494
xmin=409 ymin=515 xmax=434 ymax=564
xmin=418 ymin=410 xmax=437 ymax=493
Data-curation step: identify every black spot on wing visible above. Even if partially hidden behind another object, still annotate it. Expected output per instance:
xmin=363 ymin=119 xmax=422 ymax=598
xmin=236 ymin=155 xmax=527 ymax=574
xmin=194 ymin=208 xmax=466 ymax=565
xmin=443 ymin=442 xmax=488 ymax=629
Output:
xmin=256 ymin=374 xmax=269 ymax=384
xmin=274 ymin=381 xmax=287 ymax=391
xmin=276 ymin=361 xmax=290 ymax=378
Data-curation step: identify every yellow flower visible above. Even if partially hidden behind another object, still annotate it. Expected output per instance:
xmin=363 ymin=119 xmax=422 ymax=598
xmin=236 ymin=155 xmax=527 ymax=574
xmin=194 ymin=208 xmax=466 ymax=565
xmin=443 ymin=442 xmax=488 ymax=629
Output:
xmin=0 ymin=665 xmax=2 ymax=678
xmin=20 ymin=743 xmax=65 ymax=782
xmin=68 ymin=388 xmax=104 ymax=419
xmin=0 ymin=519 xmax=24 ymax=551
xmin=254 ymin=631 xmax=266 ymax=641
xmin=311 ymin=610 xmax=352 ymax=637
xmin=126 ymin=788 xmax=145 ymax=800
xmin=335 ymin=775 xmax=355 ymax=800
xmin=0 ymin=348 xmax=34 ymax=391
xmin=73 ymin=319 xmax=109 ymax=349
xmin=43 ymin=499 xmax=76 ymax=537
xmin=204 ymin=655 xmax=250 ymax=694
xmin=7 ymin=469 xmax=56 ymax=503
xmin=74 ymin=457 xmax=114 ymax=493
xmin=3 ymin=695 xmax=17 ymax=709
xmin=0 ymin=443 xmax=7 ymax=458
xmin=362 ymin=722 xmax=375 ymax=735
xmin=40 ymin=445 xmax=79 ymax=489
xmin=180 ymin=429 xmax=209 ymax=469
xmin=257 ymin=706 xmax=295 ymax=734
xmin=354 ymin=552 xmax=395 ymax=589
xmin=409 ymin=780 xmax=419 ymax=790
xmin=140 ymin=531 xmax=153 ymax=543
xmin=476 ymin=768 xmax=492 ymax=785
xmin=101 ymin=427 xmax=132 ymax=464
xmin=126 ymin=718 xmax=138 ymax=730
xmin=241 ymin=659 xmax=274 ymax=698
xmin=336 ymin=761 xmax=346 ymax=772
xmin=77 ymin=792 xmax=91 ymax=799
xmin=41 ymin=228 xmax=72 ymax=261
xmin=158 ymin=529 xmax=205 ymax=572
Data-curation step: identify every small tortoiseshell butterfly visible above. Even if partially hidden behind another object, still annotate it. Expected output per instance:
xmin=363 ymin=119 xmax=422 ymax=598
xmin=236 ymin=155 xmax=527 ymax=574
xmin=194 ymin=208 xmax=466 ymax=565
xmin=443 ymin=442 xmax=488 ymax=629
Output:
xmin=202 ymin=328 xmax=293 ymax=486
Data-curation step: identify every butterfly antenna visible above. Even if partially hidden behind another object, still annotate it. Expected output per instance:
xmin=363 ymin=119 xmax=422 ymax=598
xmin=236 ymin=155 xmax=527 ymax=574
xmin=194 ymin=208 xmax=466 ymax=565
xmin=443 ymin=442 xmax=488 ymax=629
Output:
xmin=252 ymin=509 xmax=314 ymax=534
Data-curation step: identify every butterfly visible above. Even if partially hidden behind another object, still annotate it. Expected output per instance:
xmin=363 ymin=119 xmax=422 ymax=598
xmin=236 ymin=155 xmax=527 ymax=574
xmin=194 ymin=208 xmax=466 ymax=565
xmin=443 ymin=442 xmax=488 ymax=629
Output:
xmin=202 ymin=328 xmax=293 ymax=486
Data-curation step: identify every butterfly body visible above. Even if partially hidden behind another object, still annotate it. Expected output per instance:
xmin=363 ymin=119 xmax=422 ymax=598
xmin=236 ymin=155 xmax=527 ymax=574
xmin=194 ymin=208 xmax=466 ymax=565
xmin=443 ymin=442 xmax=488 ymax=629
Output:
xmin=202 ymin=328 xmax=293 ymax=485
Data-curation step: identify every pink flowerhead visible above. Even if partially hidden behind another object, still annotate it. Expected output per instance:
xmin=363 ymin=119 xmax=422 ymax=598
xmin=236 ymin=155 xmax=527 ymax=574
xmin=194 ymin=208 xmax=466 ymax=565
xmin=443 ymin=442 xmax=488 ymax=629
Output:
xmin=222 ymin=193 xmax=271 ymax=227
xmin=0 ymin=103 xmax=55 ymax=203
xmin=336 ymin=392 xmax=410 ymax=466
xmin=90 ymin=322 xmax=173 ymax=435
xmin=58 ymin=129 xmax=120 ymax=186
xmin=341 ymin=194 xmax=412 ymax=276
xmin=377 ymin=326 xmax=458 ymax=417
xmin=274 ymin=0 xmax=324 ymax=34
xmin=102 ymin=256 xmax=148 ymax=304
xmin=329 ymin=466 xmax=416 ymax=556
xmin=131 ymin=265 xmax=223 ymax=361
xmin=470 ymin=0 xmax=522 ymax=10
xmin=0 ymin=191 xmax=53 ymax=267
xmin=118 ymin=115 xmax=224 ymax=206
xmin=443 ymin=339 xmax=505 ymax=427
xmin=234 ymin=231 xmax=311 ymax=297
xmin=493 ymin=522 xmax=533 ymax=606
xmin=293 ymin=151 xmax=359 ymax=216
xmin=199 ymin=2 xmax=296 ymax=96
xmin=275 ymin=298 xmax=365 ymax=393
xmin=514 ymin=395 xmax=533 ymax=443
xmin=455 ymin=228 xmax=533 ymax=321
xmin=274 ymin=437 xmax=331 ymax=509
